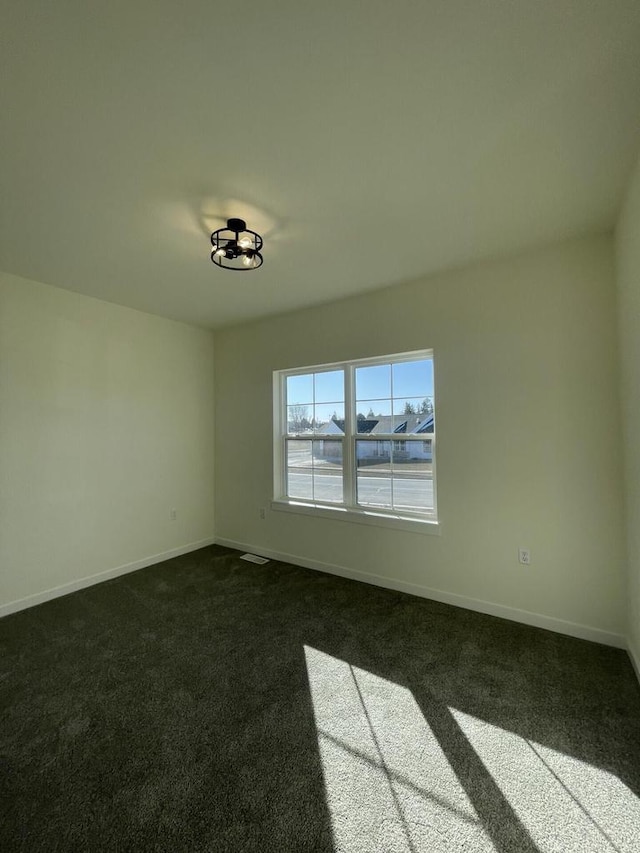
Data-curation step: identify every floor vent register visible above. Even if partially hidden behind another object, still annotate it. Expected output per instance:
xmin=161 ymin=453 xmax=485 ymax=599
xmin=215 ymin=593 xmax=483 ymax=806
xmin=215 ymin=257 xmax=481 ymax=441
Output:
xmin=240 ymin=553 xmax=270 ymax=565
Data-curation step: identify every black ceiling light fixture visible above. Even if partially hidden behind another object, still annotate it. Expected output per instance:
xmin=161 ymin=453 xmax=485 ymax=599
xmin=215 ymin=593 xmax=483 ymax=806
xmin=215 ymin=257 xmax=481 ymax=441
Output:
xmin=210 ymin=218 xmax=263 ymax=271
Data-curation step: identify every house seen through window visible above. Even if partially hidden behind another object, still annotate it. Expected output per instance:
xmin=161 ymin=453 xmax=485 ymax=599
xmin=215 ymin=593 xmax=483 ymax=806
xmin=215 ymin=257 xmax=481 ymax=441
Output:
xmin=274 ymin=351 xmax=436 ymax=523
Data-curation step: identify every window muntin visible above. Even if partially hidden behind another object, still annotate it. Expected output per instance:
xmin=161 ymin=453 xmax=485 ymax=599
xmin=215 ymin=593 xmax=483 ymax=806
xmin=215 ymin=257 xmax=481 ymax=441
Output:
xmin=276 ymin=351 xmax=436 ymax=522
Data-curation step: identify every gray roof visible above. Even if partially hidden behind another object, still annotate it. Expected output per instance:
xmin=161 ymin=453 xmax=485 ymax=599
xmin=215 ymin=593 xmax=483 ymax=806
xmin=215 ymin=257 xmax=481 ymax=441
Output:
xmin=317 ymin=412 xmax=434 ymax=436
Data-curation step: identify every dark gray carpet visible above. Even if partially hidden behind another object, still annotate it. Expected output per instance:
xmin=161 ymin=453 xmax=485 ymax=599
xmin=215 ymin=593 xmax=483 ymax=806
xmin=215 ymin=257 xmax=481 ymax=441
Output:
xmin=1 ymin=545 xmax=639 ymax=852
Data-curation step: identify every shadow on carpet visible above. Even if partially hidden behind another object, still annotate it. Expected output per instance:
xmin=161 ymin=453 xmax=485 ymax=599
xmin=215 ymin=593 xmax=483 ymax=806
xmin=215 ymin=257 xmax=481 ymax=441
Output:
xmin=1 ymin=544 xmax=639 ymax=852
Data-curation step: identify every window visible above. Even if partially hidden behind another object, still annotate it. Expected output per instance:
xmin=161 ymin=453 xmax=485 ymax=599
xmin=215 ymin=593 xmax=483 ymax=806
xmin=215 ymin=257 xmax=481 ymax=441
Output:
xmin=273 ymin=350 xmax=436 ymax=528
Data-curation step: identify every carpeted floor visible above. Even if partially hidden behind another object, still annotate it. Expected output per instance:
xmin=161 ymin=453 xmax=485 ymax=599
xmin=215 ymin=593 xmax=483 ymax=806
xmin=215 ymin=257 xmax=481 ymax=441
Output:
xmin=1 ymin=544 xmax=639 ymax=852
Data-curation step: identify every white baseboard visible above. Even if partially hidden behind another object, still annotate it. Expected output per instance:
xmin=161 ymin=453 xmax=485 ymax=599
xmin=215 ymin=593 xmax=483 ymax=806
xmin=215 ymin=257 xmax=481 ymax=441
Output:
xmin=628 ymin=637 xmax=640 ymax=686
xmin=0 ymin=536 xmax=216 ymax=619
xmin=216 ymin=537 xmax=626 ymax=649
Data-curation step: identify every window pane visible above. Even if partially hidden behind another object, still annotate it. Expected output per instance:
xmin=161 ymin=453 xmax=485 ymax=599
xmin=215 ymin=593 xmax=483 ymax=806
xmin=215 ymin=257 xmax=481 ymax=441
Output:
xmin=356 ymin=364 xmax=391 ymax=401
xmin=391 ymin=441 xmax=434 ymax=511
xmin=418 ymin=397 xmax=435 ymax=417
xmin=287 ymin=405 xmax=313 ymax=434
xmin=392 ymin=359 xmax=433 ymax=399
xmin=313 ymin=439 xmax=343 ymax=469
xmin=287 ymin=468 xmax=313 ymax=500
xmin=313 ymin=402 xmax=345 ymax=433
xmin=416 ymin=410 xmax=435 ymax=436
xmin=357 ymin=472 xmax=392 ymax=508
xmin=356 ymin=400 xmax=392 ymax=421
xmin=286 ymin=440 xmax=313 ymax=468
xmin=354 ymin=413 xmax=377 ymax=433
xmin=313 ymin=469 xmax=344 ymax=502
xmin=391 ymin=471 xmax=434 ymax=512
xmin=313 ymin=440 xmax=343 ymax=503
xmin=314 ymin=370 xmax=344 ymax=404
xmin=391 ymin=439 xmax=433 ymax=463
xmin=356 ymin=437 xmax=392 ymax=506
xmin=356 ymin=439 xmax=391 ymax=471
xmin=287 ymin=373 xmax=313 ymax=406
xmin=392 ymin=397 xmax=429 ymax=417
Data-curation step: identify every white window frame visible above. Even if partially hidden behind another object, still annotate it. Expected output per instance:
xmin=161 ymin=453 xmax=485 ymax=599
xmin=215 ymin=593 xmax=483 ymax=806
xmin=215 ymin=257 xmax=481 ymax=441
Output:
xmin=272 ymin=349 xmax=438 ymax=533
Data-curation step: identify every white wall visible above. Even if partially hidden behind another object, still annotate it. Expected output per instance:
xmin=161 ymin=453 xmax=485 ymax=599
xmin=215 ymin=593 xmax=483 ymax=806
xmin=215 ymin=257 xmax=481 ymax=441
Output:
xmin=616 ymin=154 xmax=640 ymax=672
xmin=0 ymin=272 xmax=215 ymax=611
xmin=215 ymin=235 xmax=626 ymax=643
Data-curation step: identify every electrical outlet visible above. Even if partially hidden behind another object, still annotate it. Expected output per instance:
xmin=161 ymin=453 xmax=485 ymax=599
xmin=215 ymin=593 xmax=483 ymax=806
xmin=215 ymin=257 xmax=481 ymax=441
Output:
xmin=259 ymin=507 xmax=266 ymax=520
xmin=518 ymin=547 xmax=531 ymax=565
xmin=170 ymin=508 xmax=177 ymax=521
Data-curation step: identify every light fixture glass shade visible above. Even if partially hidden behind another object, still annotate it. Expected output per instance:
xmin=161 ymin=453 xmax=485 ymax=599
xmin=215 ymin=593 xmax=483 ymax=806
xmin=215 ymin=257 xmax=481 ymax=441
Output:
xmin=210 ymin=218 xmax=264 ymax=270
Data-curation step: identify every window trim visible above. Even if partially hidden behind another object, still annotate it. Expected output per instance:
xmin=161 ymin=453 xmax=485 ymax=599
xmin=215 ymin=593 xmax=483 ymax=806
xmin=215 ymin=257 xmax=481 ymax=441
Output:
xmin=270 ymin=497 xmax=440 ymax=534
xmin=273 ymin=349 xmax=438 ymax=529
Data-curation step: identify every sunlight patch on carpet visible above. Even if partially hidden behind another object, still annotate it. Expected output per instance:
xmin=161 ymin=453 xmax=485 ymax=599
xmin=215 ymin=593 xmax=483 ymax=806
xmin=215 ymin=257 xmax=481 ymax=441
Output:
xmin=451 ymin=708 xmax=640 ymax=852
xmin=304 ymin=645 xmax=495 ymax=852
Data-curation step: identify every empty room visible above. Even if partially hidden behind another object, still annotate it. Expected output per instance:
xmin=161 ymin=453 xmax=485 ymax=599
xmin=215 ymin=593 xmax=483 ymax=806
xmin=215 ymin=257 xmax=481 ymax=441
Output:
xmin=2 ymin=1 xmax=640 ymax=851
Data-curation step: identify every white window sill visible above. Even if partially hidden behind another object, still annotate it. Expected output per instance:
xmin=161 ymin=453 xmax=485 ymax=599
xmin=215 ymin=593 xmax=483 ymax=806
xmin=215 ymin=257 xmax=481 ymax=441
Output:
xmin=271 ymin=499 xmax=440 ymax=535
